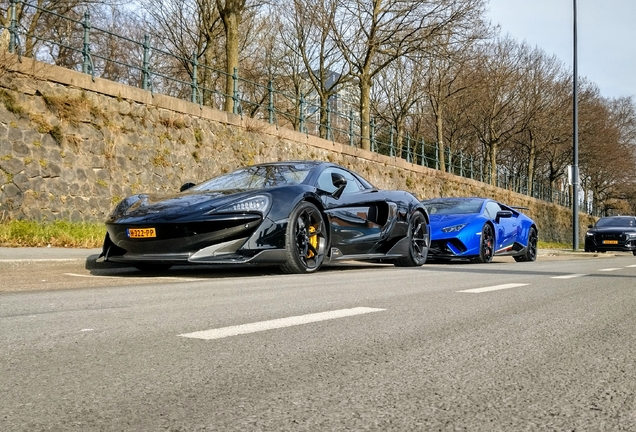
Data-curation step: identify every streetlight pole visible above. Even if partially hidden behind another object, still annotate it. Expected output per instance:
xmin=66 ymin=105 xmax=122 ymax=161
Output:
xmin=572 ymin=0 xmax=579 ymax=250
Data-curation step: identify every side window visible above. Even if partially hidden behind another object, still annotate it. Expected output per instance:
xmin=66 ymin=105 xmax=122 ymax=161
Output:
xmin=485 ymin=201 xmax=502 ymax=219
xmin=316 ymin=168 xmax=364 ymax=194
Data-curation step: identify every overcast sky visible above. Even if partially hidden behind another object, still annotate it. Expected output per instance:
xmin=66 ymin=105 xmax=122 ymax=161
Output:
xmin=486 ymin=0 xmax=636 ymax=100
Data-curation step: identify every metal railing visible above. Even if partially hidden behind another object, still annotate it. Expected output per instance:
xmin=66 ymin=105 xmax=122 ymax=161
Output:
xmin=2 ymin=0 xmax=586 ymax=210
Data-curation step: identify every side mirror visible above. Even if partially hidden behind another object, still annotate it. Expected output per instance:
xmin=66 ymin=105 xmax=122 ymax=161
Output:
xmin=495 ymin=210 xmax=513 ymax=222
xmin=331 ymin=173 xmax=347 ymax=200
xmin=180 ymin=182 xmax=196 ymax=192
xmin=587 ymin=224 xmax=593 ymax=229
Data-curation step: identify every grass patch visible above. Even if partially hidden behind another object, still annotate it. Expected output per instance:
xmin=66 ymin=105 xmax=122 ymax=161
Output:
xmin=0 ymin=220 xmax=105 ymax=248
xmin=538 ymin=240 xmax=572 ymax=250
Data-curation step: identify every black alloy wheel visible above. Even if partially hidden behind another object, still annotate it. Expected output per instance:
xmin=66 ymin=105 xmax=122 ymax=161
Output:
xmin=514 ymin=227 xmax=538 ymax=262
xmin=281 ymin=201 xmax=327 ymax=274
xmin=472 ymin=223 xmax=494 ymax=263
xmin=395 ymin=211 xmax=429 ymax=267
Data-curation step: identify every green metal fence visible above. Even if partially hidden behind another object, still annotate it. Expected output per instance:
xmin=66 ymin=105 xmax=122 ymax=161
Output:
xmin=2 ymin=0 xmax=581 ymax=209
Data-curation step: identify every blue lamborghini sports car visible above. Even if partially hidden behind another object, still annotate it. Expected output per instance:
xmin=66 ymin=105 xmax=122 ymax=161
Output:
xmin=420 ymin=197 xmax=538 ymax=263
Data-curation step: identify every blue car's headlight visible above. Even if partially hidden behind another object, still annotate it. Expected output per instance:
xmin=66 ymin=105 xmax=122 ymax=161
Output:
xmin=215 ymin=194 xmax=271 ymax=214
xmin=626 ymin=232 xmax=636 ymax=239
xmin=441 ymin=223 xmax=468 ymax=233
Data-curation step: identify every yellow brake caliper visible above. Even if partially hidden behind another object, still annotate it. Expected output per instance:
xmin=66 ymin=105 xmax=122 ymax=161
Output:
xmin=307 ymin=225 xmax=317 ymax=258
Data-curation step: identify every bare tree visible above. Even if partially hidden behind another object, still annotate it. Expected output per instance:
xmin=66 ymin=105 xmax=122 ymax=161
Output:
xmin=1 ymin=0 xmax=124 ymax=60
xmin=331 ymin=0 xmax=481 ymax=151
xmin=579 ymin=87 xmax=636 ymax=214
xmin=419 ymin=1 xmax=488 ymax=172
xmin=371 ymin=55 xmax=427 ymax=157
xmin=278 ymin=0 xmax=352 ymax=138
xmin=463 ymin=37 xmax=531 ymax=185
xmin=510 ymin=49 xmax=570 ymax=195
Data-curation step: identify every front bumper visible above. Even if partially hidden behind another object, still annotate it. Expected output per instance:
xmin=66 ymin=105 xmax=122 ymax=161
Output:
xmin=99 ymin=214 xmax=287 ymax=265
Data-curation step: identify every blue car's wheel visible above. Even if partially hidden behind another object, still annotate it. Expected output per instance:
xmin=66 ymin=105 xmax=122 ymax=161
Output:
xmin=514 ymin=227 xmax=538 ymax=262
xmin=394 ymin=211 xmax=429 ymax=267
xmin=281 ymin=201 xmax=327 ymax=274
xmin=472 ymin=223 xmax=494 ymax=263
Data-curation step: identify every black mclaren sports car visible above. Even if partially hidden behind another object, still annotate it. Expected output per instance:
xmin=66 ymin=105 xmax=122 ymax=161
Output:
xmin=584 ymin=215 xmax=636 ymax=255
xmin=98 ymin=161 xmax=430 ymax=273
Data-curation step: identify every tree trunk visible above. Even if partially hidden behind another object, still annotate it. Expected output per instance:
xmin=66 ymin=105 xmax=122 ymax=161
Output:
xmin=489 ymin=142 xmax=498 ymax=186
xmin=359 ymin=76 xmax=371 ymax=150
xmin=527 ymin=137 xmax=536 ymax=195
xmin=222 ymin=10 xmax=240 ymax=113
xmin=435 ymin=108 xmax=446 ymax=172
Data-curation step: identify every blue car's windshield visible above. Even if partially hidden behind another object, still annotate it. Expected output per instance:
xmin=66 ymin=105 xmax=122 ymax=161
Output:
xmin=423 ymin=199 xmax=483 ymax=215
xmin=193 ymin=164 xmax=313 ymax=191
xmin=596 ymin=217 xmax=636 ymax=228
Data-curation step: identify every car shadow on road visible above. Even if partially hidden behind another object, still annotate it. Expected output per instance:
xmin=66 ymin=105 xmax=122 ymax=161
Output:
xmin=85 ymin=254 xmax=389 ymax=279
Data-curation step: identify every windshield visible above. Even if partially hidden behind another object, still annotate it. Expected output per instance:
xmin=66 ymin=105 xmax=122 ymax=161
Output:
xmin=422 ymin=199 xmax=484 ymax=215
xmin=193 ymin=164 xmax=313 ymax=191
xmin=596 ymin=217 xmax=636 ymax=228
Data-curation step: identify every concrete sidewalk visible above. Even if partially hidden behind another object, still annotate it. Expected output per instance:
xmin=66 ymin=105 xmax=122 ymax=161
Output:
xmin=0 ymin=247 xmax=102 ymax=260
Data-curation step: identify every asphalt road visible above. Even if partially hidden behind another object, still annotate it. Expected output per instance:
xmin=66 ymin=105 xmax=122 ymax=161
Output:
xmin=1 ymin=251 xmax=636 ymax=431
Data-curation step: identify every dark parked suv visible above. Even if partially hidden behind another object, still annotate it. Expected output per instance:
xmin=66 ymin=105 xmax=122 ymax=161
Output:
xmin=584 ymin=216 xmax=636 ymax=255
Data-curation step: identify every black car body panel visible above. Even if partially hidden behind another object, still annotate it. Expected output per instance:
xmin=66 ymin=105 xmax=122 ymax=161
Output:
xmin=584 ymin=216 xmax=636 ymax=255
xmin=99 ymin=161 xmax=430 ymax=272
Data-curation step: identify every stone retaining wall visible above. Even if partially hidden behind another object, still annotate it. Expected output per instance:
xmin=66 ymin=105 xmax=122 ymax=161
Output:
xmin=0 ymin=54 xmax=594 ymax=243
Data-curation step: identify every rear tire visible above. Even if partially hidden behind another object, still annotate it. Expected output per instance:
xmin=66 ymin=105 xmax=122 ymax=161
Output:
xmin=472 ymin=223 xmax=494 ymax=263
xmin=513 ymin=227 xmax=538 ymax=262
xmin=281 ymin=202 xmax=327 ymax=274
xmin=394 ymin=211 xmax=429 ymax=267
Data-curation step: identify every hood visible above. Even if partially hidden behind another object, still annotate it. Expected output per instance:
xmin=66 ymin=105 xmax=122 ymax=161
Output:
xmin=108 ymin=189 xmax=259 ymax=222
xmin=430 ymin=213 xmax=478 ymax=226
xmin=589 ymin=226 xmax=636 ymax=233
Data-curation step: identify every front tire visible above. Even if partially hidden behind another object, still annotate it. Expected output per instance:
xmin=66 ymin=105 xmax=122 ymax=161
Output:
xmin=394 ymin=211 xmax=429 ymax=267
xmin=472 ymin=223 xmax=494 ymax=263
xmin=281 ymin=201 xmax=327 ymax=274
xmin=513 ymin=227 xmax=538 ymax=262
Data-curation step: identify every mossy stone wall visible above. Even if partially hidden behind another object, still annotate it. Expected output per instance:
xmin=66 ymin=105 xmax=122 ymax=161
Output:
xmin=0 ymin=55 xmax=594 ymax=243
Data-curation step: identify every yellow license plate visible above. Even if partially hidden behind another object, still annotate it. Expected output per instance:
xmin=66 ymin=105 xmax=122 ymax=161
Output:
xmin=603 ymin=240 xmax=618 ymax=244
xmin=127 ymin=228 xmax=156 ymax=238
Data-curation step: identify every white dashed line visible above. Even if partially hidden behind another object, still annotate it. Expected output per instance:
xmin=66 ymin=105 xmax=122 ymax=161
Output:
xmin=551 ymin=274 xmax=587 ymax=279
xmin=179 ymin=307 xmax=385 ymax=340
xmin=598 ymin=268 xmax=621 ymax=272
xmin=457 ymin=283 xmax=529 ymax=293
xmin=626 ymin=265 xmax=636 ymax=268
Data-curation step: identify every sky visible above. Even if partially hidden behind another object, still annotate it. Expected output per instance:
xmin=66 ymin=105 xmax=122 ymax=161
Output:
xmin=486 ymin=0 xmax=636 ymax=100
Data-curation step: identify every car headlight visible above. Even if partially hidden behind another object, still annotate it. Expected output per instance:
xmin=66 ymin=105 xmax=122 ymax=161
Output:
xmin=215 ymin=195 xmax=271 ymax=214
xmin=586 ymin=232 xmax=594 ymax=237
xmin=441 ymin=223 xmax=467 ymax=233
xmin=626 ymin=232 xmax=636 ymax=239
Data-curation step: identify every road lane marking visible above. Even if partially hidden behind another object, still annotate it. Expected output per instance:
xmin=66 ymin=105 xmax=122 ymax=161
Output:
xmin=457 ymin=283 xmax=529 ymax=293
xmin=64 ymin=273 xmax=198 ymax=281
xmin=598 ymin=268 xmax=621 ymax=272
xmin=179 ymin=307 xmax=385 ymax=340
xmin=627 ymin=265 xmax=636 ymax=268
xmin=551 ymin=274 xmax=587 ymax=279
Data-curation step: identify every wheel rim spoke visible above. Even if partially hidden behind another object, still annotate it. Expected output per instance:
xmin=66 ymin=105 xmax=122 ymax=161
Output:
xmin=410 ymin=215 xmax=427 ymax=260
xmin=295 ymin=208 xmax=324 ymax=268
